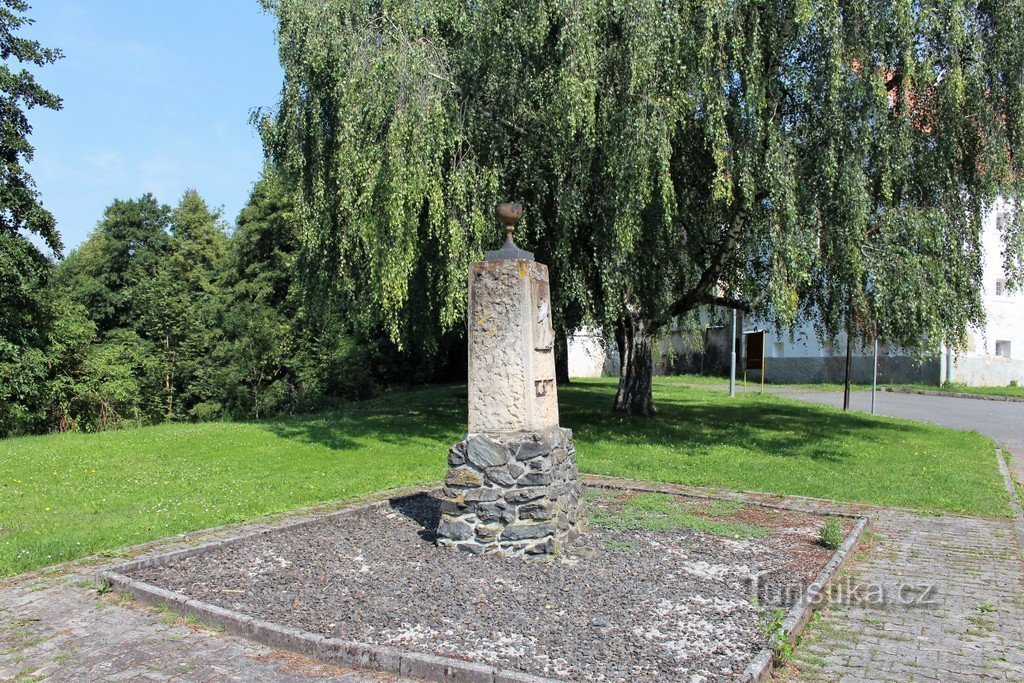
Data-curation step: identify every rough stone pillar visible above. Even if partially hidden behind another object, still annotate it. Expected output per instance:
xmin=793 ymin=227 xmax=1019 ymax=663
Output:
xmin=437 ymin=204 xmax=586 ymax=556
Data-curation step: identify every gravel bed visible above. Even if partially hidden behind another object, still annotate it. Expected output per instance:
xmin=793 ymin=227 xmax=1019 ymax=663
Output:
xmin=127 ymin=491 xmax=839 ymax=682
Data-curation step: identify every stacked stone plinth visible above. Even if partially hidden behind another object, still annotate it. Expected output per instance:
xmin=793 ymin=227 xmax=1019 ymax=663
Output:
xmin=438 ymin=428 xmax=584 ymax=555
xmin=436 ymin=249 xmax=586 ymax=556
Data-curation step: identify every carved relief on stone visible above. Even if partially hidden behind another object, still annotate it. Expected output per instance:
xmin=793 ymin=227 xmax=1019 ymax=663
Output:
xmin=532 ymin=280 xmax=553 ymax=351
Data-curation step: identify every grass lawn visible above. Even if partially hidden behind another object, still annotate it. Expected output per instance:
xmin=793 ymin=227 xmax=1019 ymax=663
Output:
xmin=0 ymin=378 xmax=1010 ymax=577
xmin=671 ymin=372 xmax=1024 ymax=398
xmin=667 ymin=373 xmax=875 ymax=392
xmin=891 ymin=383 xmax=1024 ymax=399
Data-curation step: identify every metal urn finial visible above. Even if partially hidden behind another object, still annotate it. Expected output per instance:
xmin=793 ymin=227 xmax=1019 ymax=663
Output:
xmin=486 ymin=202 xmax=534 ymax=261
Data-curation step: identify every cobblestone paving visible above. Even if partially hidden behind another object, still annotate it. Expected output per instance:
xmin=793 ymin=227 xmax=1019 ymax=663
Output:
xmin=0 ymin=567 xmax=406 ymax=682
xmin=785 ymin=510 xmax=1024 ymax=682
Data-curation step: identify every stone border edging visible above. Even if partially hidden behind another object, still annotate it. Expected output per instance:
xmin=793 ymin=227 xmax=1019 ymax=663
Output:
xmin=104 ymin=481 xmax=867 ymax=683
xmin=743 ymin=515 xmax=869 ymax=682
xmin=996 ymin=448 xmax=1024 ymax=567
xmin=582 ymin=477 xmax=871 ymax=682
xmin=1 ymin=484 xmax=435 ymax=587
xmin=886 ymin=387 xmax=1024 ymax=403
xmin=104 ymin=489 xmax=559 ymax=683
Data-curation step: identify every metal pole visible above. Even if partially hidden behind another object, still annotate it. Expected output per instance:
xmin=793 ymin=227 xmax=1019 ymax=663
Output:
xmin=729 ymin=309 xmax=737 ymax=397
xmin=843 ymin=330 xmax=853 ymax=411
xmin=871 ymin=335 xmax=878 ymax=415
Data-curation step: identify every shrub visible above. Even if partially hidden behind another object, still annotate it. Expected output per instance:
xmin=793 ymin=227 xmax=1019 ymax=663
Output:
xmin=819 ymin=517 xmax=844 ymax=549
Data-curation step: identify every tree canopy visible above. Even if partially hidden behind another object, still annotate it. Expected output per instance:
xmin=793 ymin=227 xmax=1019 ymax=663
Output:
xmin=0 ymin=0 xmax=63 ymax=434
xmin=264 ymin=0 xmax=1023 ymax=415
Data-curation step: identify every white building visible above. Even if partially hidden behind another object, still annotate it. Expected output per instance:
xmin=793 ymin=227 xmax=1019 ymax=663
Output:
xmin=569 ymin=202 xmax=1023 ymax=387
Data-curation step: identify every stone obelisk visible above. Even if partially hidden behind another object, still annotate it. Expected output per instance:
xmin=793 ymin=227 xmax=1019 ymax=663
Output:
xmin=436 ymin=203 xmax=586 ymax=555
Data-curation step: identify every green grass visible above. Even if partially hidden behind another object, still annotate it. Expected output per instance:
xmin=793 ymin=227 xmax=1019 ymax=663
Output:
xmin=0 ymin=378 xmax=1010 ymax=577
xmin=672 ymin=372 xmax=1024 ymax=397
xmin=893 ymin=382 xmax=1024 ymax=399
xmin=589 ymin=492 xmax=771 ymax=539
xmin=818 ymin=517 xmax=844 ymax=549
xmin=666 ymin=373 xmax=874 ymax=392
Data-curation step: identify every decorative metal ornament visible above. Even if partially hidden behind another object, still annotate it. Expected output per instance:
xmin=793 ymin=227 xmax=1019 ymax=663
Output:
xmin=485 ymin=202 xmax=534 ymax=261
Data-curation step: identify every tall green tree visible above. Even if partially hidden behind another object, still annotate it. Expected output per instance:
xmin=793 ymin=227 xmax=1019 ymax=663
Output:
xmin=58 ymin=194 xmax=173 ymax=334
xmin=265 ymin=0 xmax=1023 ymax=416
xmin=55 ymin=191 xmax=228 ymax=425
xmin=0 ymin=0 xmax=63 ymax=435
xmin=141 ymin=190 xmax=228 ymax=419
xmin=212 ymin=170 xmax=300 ymax=418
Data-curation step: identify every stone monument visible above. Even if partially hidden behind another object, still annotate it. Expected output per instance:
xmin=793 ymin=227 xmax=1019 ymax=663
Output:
xmin=436 ymin=203 xmax=586 ymax=556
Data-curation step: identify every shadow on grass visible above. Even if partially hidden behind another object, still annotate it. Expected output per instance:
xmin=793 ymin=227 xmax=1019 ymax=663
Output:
xmin=560 ymin=381 xmax=942 ymax=463
xmin=253 ymin=380 xmax=938 ymax=468
xmin=256 ymin=385 xmax=466 ymax=451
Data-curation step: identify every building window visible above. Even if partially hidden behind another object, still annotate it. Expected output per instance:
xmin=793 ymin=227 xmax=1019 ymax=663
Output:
xmin=995 ymin=340 xmax=1011 ymax=359
xmin=997 ymin=210 xmax=1012 ymax=231
xmin=774 ymin=342 xmax=785 ymax=358
xmin=995 ymin=278 xmax=1009 ymax=297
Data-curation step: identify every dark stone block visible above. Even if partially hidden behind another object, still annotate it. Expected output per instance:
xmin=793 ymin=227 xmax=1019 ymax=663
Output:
xmin=463 ymin=487 xmax=501 ymax=503
xmin=440 ymin=500 xmax=466 ymax=516
xmin=519 ymin=471 xmax=553 ymax=487
xmin=467 ymin=436 xmax=510 ymax=468
xmin=437 ymin=518 xmax=473 ymax=541
xmin=501 ymin=523 xmax=555 ymax=541
xmin=486 ymin=465 xmax=517 ymax=487
xmin=505 ymin=487 xmax=547 ymax=504
xmin=445 ymin=467 xmax=484 ymax=487
xmin=525 ymin=538 xmax=555 ymax=555
xmin=518 ymin=501 xmax=553 ymax=521
xmin=448 ymin=442 xmax=467 ymax=467
xmin=514 ymin=441 xmax=548 ymax=461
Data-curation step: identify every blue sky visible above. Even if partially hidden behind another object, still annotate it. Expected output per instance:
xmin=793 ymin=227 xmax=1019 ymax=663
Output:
xmin=23 ymin=1 xmax=284 ymax=254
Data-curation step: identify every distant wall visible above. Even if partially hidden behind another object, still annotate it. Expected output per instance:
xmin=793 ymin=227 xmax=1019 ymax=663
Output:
xmin=951 ymin=357 xmax=1024 ymax=387
xmin=570 ymin=325 xmax=943 ymax=385
xmin=567 ymin=330 xmax=619 ymax=378
xmin=762 ymin=356 xmax=941 ymax=385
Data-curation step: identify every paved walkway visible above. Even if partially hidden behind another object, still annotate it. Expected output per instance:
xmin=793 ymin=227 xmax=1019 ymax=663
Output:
xmin=0 ymin=551 xmax=407 ymax=682
xmin=786 ymin=509 xmax=1024 ymax=682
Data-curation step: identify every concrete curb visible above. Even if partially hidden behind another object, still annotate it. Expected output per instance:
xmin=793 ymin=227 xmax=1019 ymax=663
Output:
xmin=104 ymin=480 xmax=868 ymax=683
xmin=739 ymin=516 xmax=870 ymax=683
xmin=996 ymin=448 xmax=1024 ymax=569
xmin=104 ymin=488 xmax=559 ymax=683
xmin=584 ymin=477 xmax=871 ymax=682
xmin=886 ymin=387 xmax=1024 ymax=403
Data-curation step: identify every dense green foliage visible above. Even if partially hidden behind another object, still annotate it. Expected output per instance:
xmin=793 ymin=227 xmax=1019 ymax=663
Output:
xmin=4 ymin=1 xmax=1023 ymax=434
xmin=0 ymin=0 xmax=63 ymax=434
xmin=0 ymin=378 xmax=1008 ymax=577
xmin=264 ymin=0 xmax=1024 ymax=415
xmin=1 ymin=173 xmax=398 ymax=437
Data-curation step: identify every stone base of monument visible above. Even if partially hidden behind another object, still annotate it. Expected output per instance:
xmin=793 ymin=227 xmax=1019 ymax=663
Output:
xmin=437 ymin=427 xmax=586 ymax=555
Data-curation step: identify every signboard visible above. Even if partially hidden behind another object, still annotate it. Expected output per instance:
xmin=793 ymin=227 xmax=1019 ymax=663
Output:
xmin=745 ymin=331 xmax=766 ymax=371
xmin=743 ymin=330 xmax=767 ymax=393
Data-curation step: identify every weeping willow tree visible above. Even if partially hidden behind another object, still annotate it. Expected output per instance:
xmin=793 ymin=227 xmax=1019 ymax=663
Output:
xmin=262 ymin=0 xmax=1023 ymax=416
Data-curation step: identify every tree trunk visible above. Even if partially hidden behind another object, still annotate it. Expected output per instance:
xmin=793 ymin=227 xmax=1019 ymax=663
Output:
xmin=555 ymin=328 xmax=571 ymax=386
xmin=613 ymin=316 xmax=656 ymax=416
